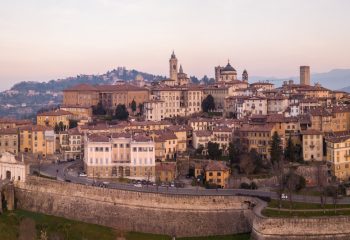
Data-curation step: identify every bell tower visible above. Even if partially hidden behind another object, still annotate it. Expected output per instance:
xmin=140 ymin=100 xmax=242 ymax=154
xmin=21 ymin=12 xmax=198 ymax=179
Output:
xmin=169 ymin=51 xmax=178 ymax=81
xmin=242 ymin=70 xmax=248 ymax=82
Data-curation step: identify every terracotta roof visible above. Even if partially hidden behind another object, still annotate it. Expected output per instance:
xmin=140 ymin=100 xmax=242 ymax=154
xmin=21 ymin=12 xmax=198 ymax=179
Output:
xmin=240 ymin=123 xmax=274 ymax=132
xmin=301 ymin=129 xmax=322 ymax=135
xmin=212 ymin=126 xmax=232 ymax=132
xmin=132 ymin=134 xmax=153 ymax=142
xmin=88 ymin=134 xmax=110 ymax=142
xmin=156 ymin=162 xmax=176 ymax=172
xmin=194 ymin=130 xmax=212 ymax=137
xmin=64 ymin=84 xmax=98 ymax=92
xmin=0 ymin=128 xmax=18 ymax=135
xmin=37 ymin=109 xmax=72 ymax=117
xmin=96 ymin=84 xmax=149 ymax=92
xmin=205 ymin=161 xmax=229 ymax=171
xmin=19 ymin=125 xmax=53 ymax=132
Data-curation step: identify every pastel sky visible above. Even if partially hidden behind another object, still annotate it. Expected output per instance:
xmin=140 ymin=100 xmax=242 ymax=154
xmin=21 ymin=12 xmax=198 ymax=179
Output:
xmin=1 ymin=0 xmax=350 ymax=90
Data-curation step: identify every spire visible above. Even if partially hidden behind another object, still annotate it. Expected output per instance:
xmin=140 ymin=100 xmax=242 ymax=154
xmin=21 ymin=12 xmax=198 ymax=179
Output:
xmin=179 ymin=64 xmax=183 ymax=73
xmin=171 ymin=50 xmax=176 ymax=58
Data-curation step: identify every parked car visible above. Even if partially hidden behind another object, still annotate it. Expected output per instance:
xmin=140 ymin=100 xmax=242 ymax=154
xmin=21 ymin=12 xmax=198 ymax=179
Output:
xmin=134 ymin=183 xmax=142 ymax=188
xmin=78 ymin=172 xmax=87 ymax=177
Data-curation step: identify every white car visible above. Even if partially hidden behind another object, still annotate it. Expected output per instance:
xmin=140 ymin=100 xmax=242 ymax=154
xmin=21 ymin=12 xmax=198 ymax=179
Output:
xmin=281 ymin=193 xmax=288 ymax=200
xmin=79 ymin=172 xmax=87 ymax=177
xmin=134 ymin=183 xmax=142 ymax=188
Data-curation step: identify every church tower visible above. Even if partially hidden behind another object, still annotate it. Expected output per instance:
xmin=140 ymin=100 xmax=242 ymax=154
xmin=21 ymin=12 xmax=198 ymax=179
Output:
xmin=242 ymin=69 xmax=248 ymax=82
xmin=169 ymin=51 xmax=178 ymax=81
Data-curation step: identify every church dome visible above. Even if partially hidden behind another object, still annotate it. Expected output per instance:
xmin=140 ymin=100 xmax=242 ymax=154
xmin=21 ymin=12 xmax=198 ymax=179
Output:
xmin=222 ymin=62 xmax=236 ymax=72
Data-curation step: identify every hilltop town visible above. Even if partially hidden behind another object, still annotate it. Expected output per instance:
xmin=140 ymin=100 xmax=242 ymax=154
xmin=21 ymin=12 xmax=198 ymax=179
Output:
xmin=1 ymin=51 xmax=350 ymax=239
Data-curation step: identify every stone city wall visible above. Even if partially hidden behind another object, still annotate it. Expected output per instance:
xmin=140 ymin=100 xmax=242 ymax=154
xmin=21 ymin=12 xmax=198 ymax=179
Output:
xmin=14 ymin=176 xmax=254 ymax=237
xmin=251 ymin=213 xmax=350 ymax=240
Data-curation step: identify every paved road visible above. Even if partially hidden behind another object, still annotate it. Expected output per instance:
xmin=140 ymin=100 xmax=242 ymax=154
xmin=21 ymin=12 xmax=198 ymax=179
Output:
xmin=30 ymin=161 xmax=350 ymax=204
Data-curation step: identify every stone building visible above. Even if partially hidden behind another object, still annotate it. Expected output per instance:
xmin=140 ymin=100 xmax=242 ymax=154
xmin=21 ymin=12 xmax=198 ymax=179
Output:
xmin=0 ymin=128 xmax=18 ymax=155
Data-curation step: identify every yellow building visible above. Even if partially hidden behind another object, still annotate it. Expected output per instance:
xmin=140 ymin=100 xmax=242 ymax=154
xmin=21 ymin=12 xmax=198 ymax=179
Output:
xmin=205 ymin=161 xmax=230 ymax=188
xmin=155 ymin=162 xmax=176 ymax=183
xmin=326 ymin=132 xmax=350 ymax=181
xmin=239 ymin=123 xmax=276 ymax=160
xmin=37 ymin=109 xmax=72 ymax=129
xmin=60 ymin=105 xmax=93 ymax=120
xmin=19 ymin=125 xmax=55 ymax=157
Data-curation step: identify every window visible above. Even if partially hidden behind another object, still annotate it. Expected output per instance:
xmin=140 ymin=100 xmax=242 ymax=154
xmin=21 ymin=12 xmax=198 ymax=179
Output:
xmin=209 ymin=172 xmax=213 ymax=176
xmin=105 ymin=147 xmax=109 ymax=152
xmin=133 ymin=147 xmax=137 ymax=152
xmin=217 ymin=172 xmax=221 ymax=176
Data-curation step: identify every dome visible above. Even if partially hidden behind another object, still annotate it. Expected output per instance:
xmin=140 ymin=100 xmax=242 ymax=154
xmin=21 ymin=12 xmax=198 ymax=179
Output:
xmin=222 ymin=62 xmax=236 ymax=72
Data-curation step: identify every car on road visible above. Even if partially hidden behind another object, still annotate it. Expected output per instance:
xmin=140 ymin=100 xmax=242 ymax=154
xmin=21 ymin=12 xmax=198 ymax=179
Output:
xmin=78 ymin=172 xmax=87 ymax=177
xmin=281 ymin=193 xmax=288 ymax=200
xmin=134 ymin=183 xmax=142 ymax=188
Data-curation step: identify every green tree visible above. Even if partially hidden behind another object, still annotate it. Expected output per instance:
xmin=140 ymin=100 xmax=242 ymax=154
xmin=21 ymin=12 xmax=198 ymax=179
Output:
xmin=69 ymin=119 xmax=78 ymax=129
xmin=54 ymin=123 xmax=60 ymax=133
xmin=228 ymin=139 xmax=242 ymax=165
xmin=270 ymin=131 xmax=283 ymax=165
xmin=138 ymin=103 xmax=144 ymax=114
xmin=58 ymin=121 xmax=65 ymax=132
xmin=114 ymin=104 xmax=129 ymax=120
xmin=131 ymin=99 xmax=137 ymax=113
xmin=284 ymin=135 xmax=296 ymax=162
xmin=207 ymin=141 xmax=222 ymax=160
xmin=92 ymin=101 xmax=106 ymax=115
xmin=201 ymin=95 xmax=215 ymax=113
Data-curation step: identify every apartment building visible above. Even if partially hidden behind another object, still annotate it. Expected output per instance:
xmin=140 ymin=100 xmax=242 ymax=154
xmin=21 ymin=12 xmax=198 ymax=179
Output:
xmin=84 ymin=133 xmax=155 ymax=181
xmin=0 ymin=128 xmax=18 ymax=155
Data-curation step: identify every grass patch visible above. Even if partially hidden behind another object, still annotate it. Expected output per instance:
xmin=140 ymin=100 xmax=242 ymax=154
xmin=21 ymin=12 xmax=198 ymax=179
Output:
xmin=262 ymin=208 xmax=350 ymax=218
xmin=126 ymin=232 xmax=171 ymax=240
xmin=178 ymin=233 xmax=250 ymax=240
xmin=0 ymin=209 xmax=250 ymax=240
xmin=268 ymin=199 xmax=350 ymax=210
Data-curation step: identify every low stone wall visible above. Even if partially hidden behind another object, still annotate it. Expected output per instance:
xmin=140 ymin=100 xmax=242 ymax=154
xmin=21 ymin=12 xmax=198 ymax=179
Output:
xmin=251 ymin=213 xmax=350 ymax=240
xmin=14 ymin=177 xmax=254 ymax=237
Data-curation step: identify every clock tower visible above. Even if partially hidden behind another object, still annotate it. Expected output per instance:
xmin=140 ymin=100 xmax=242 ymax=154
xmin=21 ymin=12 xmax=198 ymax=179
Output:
xmin=169 ymin=51 xmax=178 ymax=81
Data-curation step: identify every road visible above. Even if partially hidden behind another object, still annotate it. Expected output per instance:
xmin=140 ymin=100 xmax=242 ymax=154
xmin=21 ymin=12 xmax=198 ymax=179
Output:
xmin=30 ymin=161 xmax=350 ymax=204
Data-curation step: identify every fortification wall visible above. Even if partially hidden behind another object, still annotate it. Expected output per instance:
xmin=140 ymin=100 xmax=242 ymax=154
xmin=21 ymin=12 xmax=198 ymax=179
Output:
xmin=14 ymin=177 xmax=254 ymax=237
xmin=251 ymin=213 xmax=350 ymax=240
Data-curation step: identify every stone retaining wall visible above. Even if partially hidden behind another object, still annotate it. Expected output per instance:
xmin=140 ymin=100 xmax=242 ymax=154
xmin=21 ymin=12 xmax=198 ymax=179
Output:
xmin=14 ymin=177 xmax=254 ymax=237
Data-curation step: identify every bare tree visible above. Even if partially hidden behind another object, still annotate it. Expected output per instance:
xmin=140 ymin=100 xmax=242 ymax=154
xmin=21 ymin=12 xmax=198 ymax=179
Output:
xmin=285 ymin=169 xmax=299 ymax=212
xmin=239 ymin=153 xmax=255 ymax=176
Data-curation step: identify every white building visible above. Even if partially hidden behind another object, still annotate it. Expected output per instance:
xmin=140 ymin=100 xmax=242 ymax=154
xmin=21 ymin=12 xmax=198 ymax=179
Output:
xmin=0 ymin=152 xmax=28 ymax=182
xmin=84 ymin=133 xmax=155 ymax=181
xmin=144 ymin=100 xmax=165 ymax=121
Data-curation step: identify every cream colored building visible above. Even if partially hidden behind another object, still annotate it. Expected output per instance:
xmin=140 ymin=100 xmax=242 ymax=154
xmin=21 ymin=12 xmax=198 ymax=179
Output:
xmin=326 ymin=133 xmax=350 ymax=181
xmin=144 ymin=100 xmax=165 ymax=121
xmin=84 ymin=133 xmax=155 ymax=181
xmin=302 ymin=129 xmax=323 ymax=161
xmin=0 ymin=128 xmax=18 ymax=155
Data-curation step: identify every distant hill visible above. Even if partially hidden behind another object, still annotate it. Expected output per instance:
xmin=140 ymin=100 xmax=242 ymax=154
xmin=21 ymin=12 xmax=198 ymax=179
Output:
xmin=0 ymin=67 xmax=165 ymax=119
xmin=251 ymin=69 xmax=350 ymax=90
xmin=341 ymin=86 xmax=350 ymax=93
